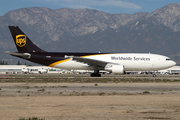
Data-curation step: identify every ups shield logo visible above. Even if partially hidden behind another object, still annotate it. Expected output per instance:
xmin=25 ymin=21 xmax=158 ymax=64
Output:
xmin=16 ymin=35 xmax=26 ymax=47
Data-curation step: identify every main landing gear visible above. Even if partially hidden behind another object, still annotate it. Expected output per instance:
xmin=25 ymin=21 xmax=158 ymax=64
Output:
xmin=91 ymin=70 xmax=101 ymax=77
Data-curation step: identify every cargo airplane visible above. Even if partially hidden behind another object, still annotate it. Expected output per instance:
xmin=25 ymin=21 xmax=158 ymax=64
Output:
xmin=7 ymin=26 xmax=176 ymax=77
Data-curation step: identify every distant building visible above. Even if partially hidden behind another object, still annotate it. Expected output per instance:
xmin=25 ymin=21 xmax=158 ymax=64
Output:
xmin=0 ymin=65 xmax=64 ymax=74
xmin=0 ymin=65 xmax=26 ymax=74
xmin=1 ymin=65 xmax=179 ymax=75
xmin=158 ymin=66 xmax=180 ymax=74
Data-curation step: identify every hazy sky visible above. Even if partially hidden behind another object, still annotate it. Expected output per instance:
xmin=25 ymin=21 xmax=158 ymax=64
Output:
xmin=1 ymin=0 xmax=180 ymax=16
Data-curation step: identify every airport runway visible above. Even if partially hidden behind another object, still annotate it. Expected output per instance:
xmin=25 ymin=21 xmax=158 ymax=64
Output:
xmin=0 ymin=74 xmax=180 ymax=96
xmin=0 ymin=74 xmax=180 ymax=120
xmin=0 ymin=82 xmax=180 ymax=96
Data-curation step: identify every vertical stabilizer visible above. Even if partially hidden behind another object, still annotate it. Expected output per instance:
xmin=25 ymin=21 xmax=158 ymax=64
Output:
xmin=8 ymin=26 xmax=46 ymax=53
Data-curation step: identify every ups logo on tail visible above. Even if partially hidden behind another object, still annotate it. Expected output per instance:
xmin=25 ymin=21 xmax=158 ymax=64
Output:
xmin=16 ymin=35 xmax=26 ymax=47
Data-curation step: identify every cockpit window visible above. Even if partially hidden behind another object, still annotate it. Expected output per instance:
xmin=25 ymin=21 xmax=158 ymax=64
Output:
xmin=166 ymin=58 xmax=172 ymax=61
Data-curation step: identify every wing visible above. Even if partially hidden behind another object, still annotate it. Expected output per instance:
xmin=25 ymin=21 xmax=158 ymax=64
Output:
xmin=72 ymin=56 xmax=118 ymax=68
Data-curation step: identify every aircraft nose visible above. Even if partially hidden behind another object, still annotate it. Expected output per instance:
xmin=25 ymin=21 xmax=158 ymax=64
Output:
xmin=172 ymin=60 xmax=176 ymax=66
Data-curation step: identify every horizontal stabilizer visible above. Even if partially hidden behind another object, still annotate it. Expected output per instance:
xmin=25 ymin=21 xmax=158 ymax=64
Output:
xmin=5 ymin=51 xmax=31 ymax=59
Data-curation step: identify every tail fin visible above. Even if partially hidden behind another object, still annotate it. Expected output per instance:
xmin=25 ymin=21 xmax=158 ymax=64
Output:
xmin=8 ymin=26 xmax=46 ymax=53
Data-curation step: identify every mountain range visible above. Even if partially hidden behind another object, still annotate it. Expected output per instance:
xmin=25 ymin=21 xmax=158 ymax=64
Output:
xmin=1 ymin=3 xmax=180 ymax=65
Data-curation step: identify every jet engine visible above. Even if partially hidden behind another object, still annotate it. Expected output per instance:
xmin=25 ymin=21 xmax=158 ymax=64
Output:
xmin=105 ymin=64 xmax=124 ymax=74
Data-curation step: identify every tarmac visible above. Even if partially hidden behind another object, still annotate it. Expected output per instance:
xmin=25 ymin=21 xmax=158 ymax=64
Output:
xmin=0 ymin=74 xmax=180 ymax=120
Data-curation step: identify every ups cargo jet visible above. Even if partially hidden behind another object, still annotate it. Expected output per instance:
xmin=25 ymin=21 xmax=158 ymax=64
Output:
xmin=7 ymin=26 xmax=176 ymax=77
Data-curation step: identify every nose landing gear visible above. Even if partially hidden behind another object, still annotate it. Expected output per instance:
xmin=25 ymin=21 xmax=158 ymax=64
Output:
xmin=153 ymin=73 xmax=156 ymax=77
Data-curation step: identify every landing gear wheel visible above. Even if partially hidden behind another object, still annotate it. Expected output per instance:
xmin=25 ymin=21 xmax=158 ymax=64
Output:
xmin=91 ymin=73 xmax=101 ymax=77
xmin=153 ymin=74 xmax=156 ymax=77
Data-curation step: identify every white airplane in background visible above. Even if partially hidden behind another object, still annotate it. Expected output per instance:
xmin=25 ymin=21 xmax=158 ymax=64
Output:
xmin=7 ymin=26 xmax=176 ymax=77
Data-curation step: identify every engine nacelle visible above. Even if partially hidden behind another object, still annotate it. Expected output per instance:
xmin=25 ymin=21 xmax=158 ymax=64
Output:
xmin=105 ymin=64 xmax=124 ymax=74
